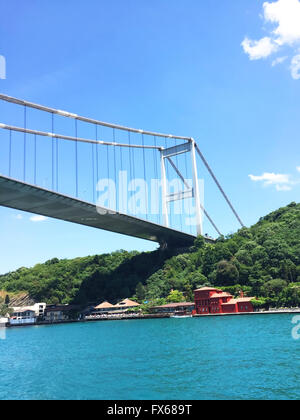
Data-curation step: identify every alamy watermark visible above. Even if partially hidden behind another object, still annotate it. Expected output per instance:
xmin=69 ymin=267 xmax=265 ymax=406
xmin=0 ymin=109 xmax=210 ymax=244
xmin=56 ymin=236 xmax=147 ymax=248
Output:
xmin=0 ymin=55 xmax=6 ymax=80
xmin=0 ymin=321 xmax=7 ymax=340
xmin=292 ymin=316 xmax=300 ymax=340
xmin=95 ymin=171 xmax=205 ymax=227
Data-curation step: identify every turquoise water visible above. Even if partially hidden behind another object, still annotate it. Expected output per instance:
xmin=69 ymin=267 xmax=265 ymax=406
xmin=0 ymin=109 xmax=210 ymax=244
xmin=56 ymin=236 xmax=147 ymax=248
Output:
xmin=0 ymin=314 xmax=299 ymax=400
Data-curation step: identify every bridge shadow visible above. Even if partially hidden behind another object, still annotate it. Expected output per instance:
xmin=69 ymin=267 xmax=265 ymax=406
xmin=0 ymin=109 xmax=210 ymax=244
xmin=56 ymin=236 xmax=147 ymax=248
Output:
xmin=72 ymin=246 xmax=192 ymax=306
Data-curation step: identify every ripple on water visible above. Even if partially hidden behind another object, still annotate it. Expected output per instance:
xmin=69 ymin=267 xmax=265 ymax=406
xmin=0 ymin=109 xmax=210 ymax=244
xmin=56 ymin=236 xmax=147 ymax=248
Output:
xmin=0 ymin=314 xmax=299 ymax=400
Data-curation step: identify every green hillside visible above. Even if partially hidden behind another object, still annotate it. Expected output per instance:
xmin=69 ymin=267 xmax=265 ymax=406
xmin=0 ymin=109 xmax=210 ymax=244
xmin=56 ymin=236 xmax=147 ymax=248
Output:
xmin=1 ymin=202 xmax=299 ymax=309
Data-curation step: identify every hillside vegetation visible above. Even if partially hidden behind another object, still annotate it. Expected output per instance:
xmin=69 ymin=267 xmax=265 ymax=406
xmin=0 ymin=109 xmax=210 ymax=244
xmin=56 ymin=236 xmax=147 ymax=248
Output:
xmin=0 ymin=202 xmax=299 ymax=309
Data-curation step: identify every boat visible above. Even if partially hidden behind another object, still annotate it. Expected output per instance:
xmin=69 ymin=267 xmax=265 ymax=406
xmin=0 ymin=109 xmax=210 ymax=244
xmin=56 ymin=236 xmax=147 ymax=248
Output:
xmin=171 ymin=311 xmax=193 ymax=318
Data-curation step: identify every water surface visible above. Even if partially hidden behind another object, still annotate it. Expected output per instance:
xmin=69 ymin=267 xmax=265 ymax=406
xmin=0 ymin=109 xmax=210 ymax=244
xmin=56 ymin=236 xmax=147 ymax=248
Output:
xmin=0 ymin=314 xmax=299 ymax=400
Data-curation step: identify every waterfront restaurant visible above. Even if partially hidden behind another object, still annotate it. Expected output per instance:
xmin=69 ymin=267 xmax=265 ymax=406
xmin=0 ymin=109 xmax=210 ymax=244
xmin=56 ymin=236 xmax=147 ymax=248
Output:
xmin=194 ymin=287 xmax=254 ymax=315
xmin=94 ymin=301 xmax=115 ymax=313
xmin=90 ymin=298 xmax=141 ymax=317
xmin=151 ymin=302 xmax=195 ymax=315
xmin=113 ymin=299 xmax=141 ymax=311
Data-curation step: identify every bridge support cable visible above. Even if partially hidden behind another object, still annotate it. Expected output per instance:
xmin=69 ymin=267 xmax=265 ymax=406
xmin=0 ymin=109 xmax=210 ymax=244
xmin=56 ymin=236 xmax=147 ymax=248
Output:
xmin=113 ymin=129 xmax=117 ymax=212
xmin=8 ymin=129 xmax=12 ymax=178
xmin=194 ymin=141 xmax=245 ymax=228
xmin=95 ymin=124 xmax=99 ymax=202
xmin=153 ymin=136 xmax=159 ymax=225
xmin=160 ymin=140 xmax=204 ymax=237
xmin=0 ymin=123 xmax=161 ymax=151
xmin=0 ymin=93 xmax=192 ymax=143
xmin=175 ymin=138 xmax=183 ymax=233
xmin=56 ymin=125 xmax=58 ymax=192
xmin=92 ymin=139 xmax=95 ymax=204
xmin=190 ymin=140 xmax=203 ymax=237
xmin=51 ymin=113 xmax=55 ymax=191
xmin=23 ymin=105 xmax=27 ymax=182
xmin=142 ymin=134 xmax=148 ymax=221
xmin=183 ymin=143 xmax=192 ymax=235
xmin=75 ymin=119 xmax=79 ymax=198
xmin=160 ymin=146 xmax=169 ymax=228
xmin=34 ymin=134 xmax=37 ymax=185
xmin=166 ymin=155 xmax=221 ymax=236
xmin=200 ymin=205 xmax=222 ymax=237
xmin=106 ymin=143 xmax=110 ymax=208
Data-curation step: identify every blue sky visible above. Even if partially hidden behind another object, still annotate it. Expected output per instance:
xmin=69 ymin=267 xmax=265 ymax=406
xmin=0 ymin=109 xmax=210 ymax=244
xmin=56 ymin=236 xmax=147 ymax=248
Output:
xmin=0 ymin=0 xmax=299 ymax=274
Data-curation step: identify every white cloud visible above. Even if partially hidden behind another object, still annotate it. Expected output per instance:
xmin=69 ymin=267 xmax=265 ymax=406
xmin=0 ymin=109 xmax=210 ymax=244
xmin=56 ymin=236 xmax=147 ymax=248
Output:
xmin=249 ymin=172 xmax=294 ymax=191
xmin=15 ymin=214 xmax=23 ymax=220
xmin=264 ymin=0 xmax=300 ymax=46
xmin=242 ymin=37 xmax=278 ymax=60
xmin=30 ymin=215 xmax=48 ymax=222
xmin=297 ymin=166 xmax=300 ymax=172
xmin=291 ymin=54 xmax=300 ymax=78
xmin=242 ymin=0 xmax=300 ymax=78
xmin=249 ymin=172 xmax=291 ymax=185
xmin=272 ymin=56 xmax=288 ymax=66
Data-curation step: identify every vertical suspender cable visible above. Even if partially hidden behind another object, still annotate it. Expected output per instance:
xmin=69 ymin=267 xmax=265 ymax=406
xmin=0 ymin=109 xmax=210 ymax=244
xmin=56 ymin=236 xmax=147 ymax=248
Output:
xmin=113 ymin=128 xmax=117 ymax=212
xmin=92 ymin=131 xmax=95 ymax=204
xmin=128 ymin=131 xmax=132 ymax=183
xmin=132 ymin=134 xmax=136 ymax=216
xmin=142 ymin=134 xmax=147 ymax=220
xmin=153 ymin=136 xmax=159 ymax=224
xmin=9 ymin=129 xmax=12 ymax=177
xmin=128 ymin=131 xmax=136 ymax=216
xmin=75 ymin=119 xmax=78 ymax=197
xmin=184 ymin=144 xmax=192 ymax=235
xmin=128 ymin=131 xmax=132 ymax=215
xmin=34 ymin=134 xmax=37 ymax=185
xmin=165 ymin=137 xmax=172 ymax=228
xmin=106 ymin=141 xmax=110 ymax=208
xmin=120 ymin=140 xmax=123 ymax=213
xmin=56 ymin=132 xmax=59 ymax=191
xmin=52 ymin=113 xmax=54 ymax=190
xmin=175 ymin=138 xmax=183 ymax=233
xmin=23 ymin=105 xmax=27 ymax=181
xmin=95 ymin=124 xmax=99 ymax=195
xmin=120 ymin=143 xmax=123 ymax=173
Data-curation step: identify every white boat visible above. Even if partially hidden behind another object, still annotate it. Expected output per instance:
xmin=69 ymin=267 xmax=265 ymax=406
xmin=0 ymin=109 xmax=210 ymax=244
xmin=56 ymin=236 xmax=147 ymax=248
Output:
xmin=171 ymin=312 xmax=193 ymax=318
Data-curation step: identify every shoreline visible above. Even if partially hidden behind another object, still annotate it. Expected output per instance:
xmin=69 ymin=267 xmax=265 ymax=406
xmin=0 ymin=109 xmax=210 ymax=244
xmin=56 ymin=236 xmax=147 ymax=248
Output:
xmin=3 ymin=309 xmax=300 ymax=330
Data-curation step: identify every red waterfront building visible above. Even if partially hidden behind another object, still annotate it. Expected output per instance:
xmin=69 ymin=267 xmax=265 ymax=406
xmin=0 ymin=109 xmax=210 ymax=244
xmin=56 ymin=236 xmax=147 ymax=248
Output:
xmin=194 ymin=287 xmax=254 ymax=315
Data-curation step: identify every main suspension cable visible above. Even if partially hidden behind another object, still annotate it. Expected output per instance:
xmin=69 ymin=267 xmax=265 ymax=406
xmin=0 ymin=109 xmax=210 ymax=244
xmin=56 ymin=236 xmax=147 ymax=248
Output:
xmin=195 ymin=142 xmax=244 ymax=228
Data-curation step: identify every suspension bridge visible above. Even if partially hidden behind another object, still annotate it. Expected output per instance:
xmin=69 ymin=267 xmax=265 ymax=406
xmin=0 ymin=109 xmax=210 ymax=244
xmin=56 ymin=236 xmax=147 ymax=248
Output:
xmin=0 ymin=93 xmax=244 ymax=248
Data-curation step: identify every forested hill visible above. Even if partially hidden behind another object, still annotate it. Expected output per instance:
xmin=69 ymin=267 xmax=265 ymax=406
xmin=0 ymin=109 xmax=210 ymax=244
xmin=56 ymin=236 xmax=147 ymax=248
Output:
xmin=0 ymin=202 xmax=299 ymax=308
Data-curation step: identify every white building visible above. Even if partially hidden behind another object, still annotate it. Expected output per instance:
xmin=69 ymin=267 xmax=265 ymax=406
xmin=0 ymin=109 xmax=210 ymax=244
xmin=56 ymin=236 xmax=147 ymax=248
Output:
xmin=10 ymin=309 xmax=36 ymax=325
xmin=12 ymin=303 xmax=46 ymax=318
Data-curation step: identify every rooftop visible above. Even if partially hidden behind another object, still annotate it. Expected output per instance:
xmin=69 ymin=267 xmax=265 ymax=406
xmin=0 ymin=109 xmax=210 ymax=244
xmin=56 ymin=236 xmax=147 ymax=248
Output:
xmin=114 ymin=298 xmax=140 ymax=308
xmin=211 ymin=292 xmax=232 ymax=298
xmin=236 ymin=297 xmax=255 ymax=303
xmin=221 ymin=299 xmax=238 ymax=305
xmin=13 ymin=309 xmax=35 ymax=314
xmin=194 ymin=287 xmax=220 ymax=292
xmin=94 ymin=301 xmax=114 ymax=309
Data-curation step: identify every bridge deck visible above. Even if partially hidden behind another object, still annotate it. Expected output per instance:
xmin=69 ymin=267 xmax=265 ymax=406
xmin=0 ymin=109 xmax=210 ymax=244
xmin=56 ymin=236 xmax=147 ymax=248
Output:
xmin=0 ymin=175 xmax=197 ymax=247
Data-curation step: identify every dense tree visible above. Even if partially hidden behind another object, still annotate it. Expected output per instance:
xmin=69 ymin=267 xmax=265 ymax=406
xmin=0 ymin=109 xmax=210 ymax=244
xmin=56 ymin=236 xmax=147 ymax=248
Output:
xmin=0 ymin=202 xmax=299 ymax=308
xmin=166 ymin=290 xmax=185 ymax=303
